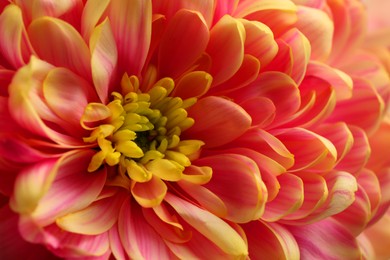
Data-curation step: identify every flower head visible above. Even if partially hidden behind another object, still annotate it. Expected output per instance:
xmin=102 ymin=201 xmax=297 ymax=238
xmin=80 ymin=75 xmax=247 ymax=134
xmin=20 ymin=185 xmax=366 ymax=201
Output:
xmin=1 ymin=0 xmax=390 ymax=259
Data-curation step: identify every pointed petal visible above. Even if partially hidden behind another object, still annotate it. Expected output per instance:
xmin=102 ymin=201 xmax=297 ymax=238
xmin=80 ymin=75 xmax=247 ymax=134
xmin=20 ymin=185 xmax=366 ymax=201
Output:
xmin=206 ymin=15 xmax=245 ymax=85
xmin=158 ymin=9 xmax=209 ymax=78
xmin=242 ymin=220 xmax=299 ymax=260
xmin=185 ymin=96 xmax=251 ymax=148
xmin=172 ymin=71 xmax=212 ymax=99
xmin=81 ymin=0 xmax=110 ymax=39
xmin=90 ymin=18 xmax=118 ymax=103
xmin=165 ymin=194 xmax=248 ymax=258
xmin=108 ymin=0 xmax=151 ymax=76
xmin=28 ymin=16 xmax=91 ymax=79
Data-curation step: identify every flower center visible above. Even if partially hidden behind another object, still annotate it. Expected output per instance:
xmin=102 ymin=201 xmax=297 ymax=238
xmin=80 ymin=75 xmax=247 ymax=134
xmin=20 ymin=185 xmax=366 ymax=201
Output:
xmin=81 ymin=74 xmax=204 ymax=185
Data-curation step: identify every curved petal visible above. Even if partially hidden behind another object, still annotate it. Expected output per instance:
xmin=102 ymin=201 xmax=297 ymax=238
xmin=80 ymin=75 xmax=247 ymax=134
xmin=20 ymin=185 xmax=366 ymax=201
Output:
xmin=234 ymin=0 xmax=298 ymax=36
xmin=131 ymin=176 xmax=167 ymax=208
xmin=192 ymin=154 xmax=264 ymax=223
xmin=295 ymin=6 xmax=333 ymax=61
xmin=239 ymin=97 xmax=276 ymax=128
xmin=56 ymin=190 xmax=128 ymax=235
xmin=158 ymin=9 xmax=209 ymax=78
xmin=27 ymin=16 xmax=91 ymax=79
xmin=0 ymin=4 xmax=34 ymax=68
xmin=185 ymin=96 xmax=251 ymax=148
xmin=366 ymin=120 xmax=390 ymax=172
xmin=242 ymin=220 xmax=299 ymax=260
xmin=118 ymin=197 xmax=172 ymax=259
xmin=43 ymin=67 xmax=95 ymax=130
xmin=25 ymin=150 xmax=107 ymax=226
xmin=273 ymin=128 xmax=337 ymax=172
xmin=288 ymin=218 xmax=362 ymax=259
xmin=90 ymin=18 xmax=118 ymax=103
xmin=165 ymin=193 xmax=248 ymax=258
xmin=206 ymin=15 xmax=245 ymax=85
xmin=172 ymin=71 xmax=212 ymax=99
xmin=262 ymin=173 xmax=304 ymax=221
xmin=107 ymin=0 xmax=151 ymax=76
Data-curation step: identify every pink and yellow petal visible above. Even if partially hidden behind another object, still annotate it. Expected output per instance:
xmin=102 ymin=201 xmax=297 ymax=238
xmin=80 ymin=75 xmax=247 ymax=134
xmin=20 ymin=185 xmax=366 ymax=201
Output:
xmin=131 ymin=175 xmax=167 ymax=208
xmin=158 ymin=9 xmax=209 ymax=78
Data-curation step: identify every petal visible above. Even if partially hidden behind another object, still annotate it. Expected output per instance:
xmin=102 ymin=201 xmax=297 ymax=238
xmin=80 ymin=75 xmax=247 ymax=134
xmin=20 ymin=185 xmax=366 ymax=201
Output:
xmin=10 ymin=158 xmax=59 ymax=214
xmin=43 ymin=67 xmax=95 ymax=130
xmin=288 ymin=218 xmax=362 ymax=259
xmin=158 ymin=9 xmax=209 ymax=78
xmin=27 ymin=150 xmax=107 ymax=225
xmin=192 ymin=154 xmax=264 ymax=223
xmin=0 ymin=205 xmax=56 ymax=259
xmin=56 ymin=190 xmax=127 ymax=235
xmin=273 ymin=128 xmax=337 ymax=172
xmin=335 ymin=125 xmax=370 ymax=174
xmin=172 ymin=71 xmax=212 ymax=99
xmin=131 ymin=176 xmax=167 ymax=208
xmin=295 ymin=6 xmax=333 ymax=61
xmin=242 ymin=220 xmax=299 ymax=259
xmin=90 ymin=18 xmax=118 ymax=103
xmin=367 ymin=120 xmax=390 ymax=172
xmin=107 ymin=0 xmax=151 ymax=76
xmin=234 ymin=0 xmax=298 ymax=36
xmin=239 ymin=97 xmax=276 ymax=128
xmin=152 ymin=0 xmax=215 ymax=28
xmin=262 ymin=173 xmax=304 ymax=221
xmin=240 ymin=19 xmax=278 ymax=68
xmin=206 ymin=15 xmax=245 ymax=85
xmin=0 ymin=4 xmax=34 ymax=68
xmin=165 ymin=193 xmax=248 ymax=258
xmin=118 ymin=198 xmax=172 ymax=259
xmin=28 ymin=16 xmax=91 ymax=79
xmin=184 ymin=96 xmax=251 ymax=148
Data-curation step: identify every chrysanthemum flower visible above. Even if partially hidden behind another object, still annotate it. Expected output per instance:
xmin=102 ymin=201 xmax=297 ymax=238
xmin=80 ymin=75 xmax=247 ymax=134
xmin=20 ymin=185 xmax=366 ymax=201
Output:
xmin=0 ymin=0 xmax=390 ymax=259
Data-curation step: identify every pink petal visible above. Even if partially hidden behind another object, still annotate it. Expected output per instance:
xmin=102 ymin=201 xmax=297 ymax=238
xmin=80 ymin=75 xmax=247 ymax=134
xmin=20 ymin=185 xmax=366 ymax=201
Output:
xmin=90 ymin=18 xmax=118 ymax=103
xmin=158 ymin=9 xmax=209 ymax=78
xmin=43 ymin=67 xmax=96 ymax=132
xmin=165 ymin=193 xmax=248 ymax=257
xmin=190 ymin=154 xmax=264 ymax=223
xmin=8 ymin=57 xmax=84 ymax=146
xmin=25 ymin=150 xmax=107 ymax=226
xmin=335 ymin=125 xmax=370 ymax=174
xmin=273 ymin=128 xmax=337 ymax=172
xmin=0 ymin=69 xmax=14 ymax=96
xmin=241 ymin=19 xmax=278 ymax=68
xmin=209 ymin=54 xmax=260 ymax=94
xmin=295 ymin=6 xmax=333 ymax=61
xmin=0 ymin=205 xmax=56 ymax=259
xmin=152 ymin=0 xmax=215 ymax=28
xmin=80 ymin=0 xmax=110 ymax=40
xmin=118 ymin=197 xmax=172 ymax=259
xmin=234 ymin=0 xmax=298 ymax=37
xmin=56 ymin=190 xmax=127 ymax=235
xmin=367 ymin=120 xmax=390 ymax=172
xmin=212 ymin=0 xmax=239 ymax=24
xmin=279 ymin=28 xmax=311 ymax=85
xmin=314 ymin=123 xmax=354 ymax=164
xmin=230 ymin=128 xmax=294 ymax=170
xmin=356 ymin=168 xmax=381 ymax=216
xmin=184 ymin=96 xmax=251 ymax=148
xmin=0 ymin=4 xmax=34 ymax=69
xmin=107 ymin=0 xmax=151 ymax=76
xmin=239 ymin=97 xmax=276 ymax=128
xmin=262 ymin=173 xmax=304 ymax=221
xmin=108 ymin=223 xmax=128 ymax=260
xmin=242 ymin=220 xmax=299 ymax=259
xmin=288 ymin=218 xmax=362 ymax=259
xmin=27 ymin=16 xmax=91 ymax=79
xmin=263 ymin=39 xmax=293 ymax=76
xmin=206 ymin=15 xmax=245 ymax=85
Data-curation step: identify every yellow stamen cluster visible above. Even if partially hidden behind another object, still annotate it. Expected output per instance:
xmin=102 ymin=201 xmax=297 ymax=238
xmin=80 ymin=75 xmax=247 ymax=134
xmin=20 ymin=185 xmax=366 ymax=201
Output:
xmin=81 ymin=75 xmax=204 ymax=186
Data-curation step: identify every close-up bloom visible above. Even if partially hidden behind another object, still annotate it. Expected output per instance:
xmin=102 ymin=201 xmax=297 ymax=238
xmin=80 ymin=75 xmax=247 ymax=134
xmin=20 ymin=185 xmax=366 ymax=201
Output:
xmin=1 ymin=0 xmax=390 ymax=259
